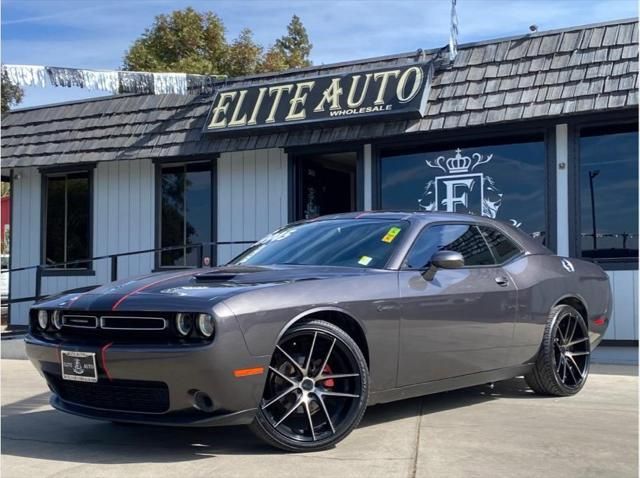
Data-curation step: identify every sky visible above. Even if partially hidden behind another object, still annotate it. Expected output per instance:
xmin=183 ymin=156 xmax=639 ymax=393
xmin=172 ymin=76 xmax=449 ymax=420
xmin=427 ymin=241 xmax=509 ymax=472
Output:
xmin=2 ymin=0 xmax=638 ymax=108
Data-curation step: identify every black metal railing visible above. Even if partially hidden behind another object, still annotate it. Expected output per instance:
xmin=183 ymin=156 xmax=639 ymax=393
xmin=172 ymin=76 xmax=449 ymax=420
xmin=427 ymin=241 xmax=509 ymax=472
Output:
xmin=1 ymin=240 xmax=256 ymax=305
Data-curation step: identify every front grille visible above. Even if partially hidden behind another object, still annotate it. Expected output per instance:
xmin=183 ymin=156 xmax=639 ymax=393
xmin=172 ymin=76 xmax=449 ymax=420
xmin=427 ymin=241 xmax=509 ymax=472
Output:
xmin=47 ymin=374 xmax=170 ymax=413
xmin=62 ymin=315 xmax=98 ymax=328
xmin=31 ymin=311 xmax=213 ymax=345
xmin=54 ymin=311 xmax=175 ymax=343
xmin=100 ymin=316 xmax=167 ymax=331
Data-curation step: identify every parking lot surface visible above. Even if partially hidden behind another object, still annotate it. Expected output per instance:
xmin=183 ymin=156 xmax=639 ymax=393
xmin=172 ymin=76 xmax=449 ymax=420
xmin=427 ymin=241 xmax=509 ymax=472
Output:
xmin=1 ymin=359 xmax=637 ymax=478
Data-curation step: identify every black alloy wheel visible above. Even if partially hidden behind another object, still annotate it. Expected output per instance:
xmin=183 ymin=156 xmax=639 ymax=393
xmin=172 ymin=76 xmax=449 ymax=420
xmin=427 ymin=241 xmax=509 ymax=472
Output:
xmin=250 ymin=319 xmax=369 ymax=452
xmin=525 ymin=304 xmax=591 ymax=396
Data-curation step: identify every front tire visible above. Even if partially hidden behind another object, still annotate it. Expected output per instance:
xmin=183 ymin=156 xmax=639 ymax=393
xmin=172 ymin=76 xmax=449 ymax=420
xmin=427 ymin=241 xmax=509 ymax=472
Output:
xmin=525 ymin=304 xmax=591 ymax=396
xmin=250 ymin=319 xmax=369 ymax=452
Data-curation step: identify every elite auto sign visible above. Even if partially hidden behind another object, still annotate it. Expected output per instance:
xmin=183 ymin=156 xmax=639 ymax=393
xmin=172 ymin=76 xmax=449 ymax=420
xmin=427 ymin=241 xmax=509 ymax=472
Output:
xmin=204 ymin=62 xmax=433 ymax=134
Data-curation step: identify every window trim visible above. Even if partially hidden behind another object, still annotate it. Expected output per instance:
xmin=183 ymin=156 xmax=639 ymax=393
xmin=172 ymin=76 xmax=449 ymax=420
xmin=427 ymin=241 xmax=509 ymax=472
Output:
xmin=40 ymin=167 xmax=94 ymax=275
xmin=569 ymin=118 xmax=639 ymax=270
xmin=400 ymin=221 xmax=525 ymax=271
xmin=154 ymin=158 xmax=217 ymax=270
xmin=373 ymin=128 xmax=554 ymax=250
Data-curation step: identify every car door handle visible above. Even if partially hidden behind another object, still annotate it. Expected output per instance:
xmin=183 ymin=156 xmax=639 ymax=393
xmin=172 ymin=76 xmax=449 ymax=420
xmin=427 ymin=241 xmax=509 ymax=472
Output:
xmin=495 ymin=276 xmax=510 ymax=287
xmin=376 ymin=302 xmax=400 ymax=312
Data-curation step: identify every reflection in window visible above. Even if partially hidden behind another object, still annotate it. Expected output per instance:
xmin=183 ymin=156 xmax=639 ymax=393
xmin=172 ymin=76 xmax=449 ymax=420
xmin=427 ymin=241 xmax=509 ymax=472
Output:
xmin=579 ymin=125 xmax=638 ymax=261
xmin=479 ymin=227 xmax=521 ymax=264
xmin=232 ymin=219 xmax=408 ymax=269
xmin=404 ymin=224 xmax=494 ymax=269
xmin=380 ymin=137 xmax=547 ymax=242
xmin=44 ymin=171 xmax=91 ymax=269
xmin=44 ymin=171 xmax=91 ymax=268
xmin=160 ymin=162 xmax=212 ymax=267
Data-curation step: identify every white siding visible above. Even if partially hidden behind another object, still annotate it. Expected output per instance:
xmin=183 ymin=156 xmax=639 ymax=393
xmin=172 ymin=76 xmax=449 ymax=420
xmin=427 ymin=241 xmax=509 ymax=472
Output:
xmin=9 ymin=167 xmax=41 ymax=325
xmin=555 ymin=124 xmax=569 ymax=256
xmin=604 ymin=269 xmax=639 ymax=341
xmin=216 ymin=148 xmax=288 ymax=264
xmin=91 ymin=159 xmax=155 ymax=282
xmin=9 ymin=160 xmax=155 ymax=325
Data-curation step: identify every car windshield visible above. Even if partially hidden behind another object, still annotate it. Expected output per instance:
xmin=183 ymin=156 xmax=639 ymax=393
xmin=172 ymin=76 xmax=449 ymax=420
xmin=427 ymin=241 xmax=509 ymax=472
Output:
xmin=231 ymin=219 xmax=409 ymax=269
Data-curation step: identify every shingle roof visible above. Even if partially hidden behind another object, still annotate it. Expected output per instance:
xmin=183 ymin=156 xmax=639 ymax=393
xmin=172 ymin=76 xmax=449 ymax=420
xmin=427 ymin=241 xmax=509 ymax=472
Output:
xmin=3 ymin=18 xmax=638 ymax=167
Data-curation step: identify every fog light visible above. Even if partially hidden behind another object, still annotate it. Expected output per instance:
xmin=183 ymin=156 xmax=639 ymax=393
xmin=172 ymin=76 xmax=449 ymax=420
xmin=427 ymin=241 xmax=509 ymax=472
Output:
xmin=37 ymin=310 xmax=49 ymax=330
xmin=196 ymin=314 xmax=215 ymax=338
xmin=175 ymin=313 xmax=193 ymax=336
xmin=51 ymin=310 xmax=63 ymax=330
xmin=192 ymin=390 xmax=215 ymax=412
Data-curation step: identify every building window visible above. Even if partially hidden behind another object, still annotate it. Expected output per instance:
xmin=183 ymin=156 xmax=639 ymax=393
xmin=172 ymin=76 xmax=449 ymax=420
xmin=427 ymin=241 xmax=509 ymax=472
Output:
xmin=43 ymin=171 xmax=91 ymax=269
xmin=380 ymin=135 xmax=547 ymax=242
xmin=294 ymin=152 xmax=358 ymax=220
xmin=159 ymin=161 xmax=213 ymax=267
xmin=578 ymin=124 xmax=638 ymax=263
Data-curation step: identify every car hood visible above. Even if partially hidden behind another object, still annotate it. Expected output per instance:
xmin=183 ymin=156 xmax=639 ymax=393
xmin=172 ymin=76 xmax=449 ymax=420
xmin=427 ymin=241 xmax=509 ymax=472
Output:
xmin=38 ymin=264 xmax=381 ymax=312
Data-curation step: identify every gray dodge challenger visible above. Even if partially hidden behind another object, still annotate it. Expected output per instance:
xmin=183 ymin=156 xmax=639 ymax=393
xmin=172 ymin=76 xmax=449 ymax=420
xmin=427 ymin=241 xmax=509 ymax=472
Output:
xmin=26 ymin=212 xmax=611 ymax=452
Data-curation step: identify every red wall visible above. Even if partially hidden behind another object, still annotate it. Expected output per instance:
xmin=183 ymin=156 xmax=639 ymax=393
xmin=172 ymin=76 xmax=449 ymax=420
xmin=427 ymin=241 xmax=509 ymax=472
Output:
xmin=1 ymin=196 xmax=10 ymax=252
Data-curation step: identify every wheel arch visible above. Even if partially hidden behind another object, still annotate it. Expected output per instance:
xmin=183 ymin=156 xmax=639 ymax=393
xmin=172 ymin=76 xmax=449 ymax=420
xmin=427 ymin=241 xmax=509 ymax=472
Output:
xmin=554 ymin=294 xmax=589 ymax=322
xmin=277 ymin=307 xmax=370 ymax=367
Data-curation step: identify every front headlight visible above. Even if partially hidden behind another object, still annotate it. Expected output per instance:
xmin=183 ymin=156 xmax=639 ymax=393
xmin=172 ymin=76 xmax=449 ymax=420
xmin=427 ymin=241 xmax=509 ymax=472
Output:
xmin=37 ymin=310 xmax=49 ymax=330
xmin=196 ymin=313 xmax=215 ymax=338
xmin=175 ymin=313 xmax=193 ymax=336
xmin=51 ymin=310 xmax=63 ymax=330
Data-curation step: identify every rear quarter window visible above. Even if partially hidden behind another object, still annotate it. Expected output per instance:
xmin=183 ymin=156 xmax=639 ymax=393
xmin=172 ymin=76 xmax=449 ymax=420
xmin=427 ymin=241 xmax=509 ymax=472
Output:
xmin=479 ymin=227 xmax=522 ymax=264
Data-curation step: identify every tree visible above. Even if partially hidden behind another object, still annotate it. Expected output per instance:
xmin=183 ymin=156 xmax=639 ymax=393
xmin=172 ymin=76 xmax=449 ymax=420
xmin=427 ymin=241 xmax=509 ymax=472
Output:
xmin=223 ymin=29 xmax=263 ymax=77
xmin=123 ymin=8 xmax=313 ymax=77
xmin=1 ymin=71 xmax=23 ymax=113
xmin=124 ymin=8 xmax=229 ymax=75
xmin=259 ymin=47 xmax=289 ymax=73
xmin=273 ymin=15 xmax=313 ymax=69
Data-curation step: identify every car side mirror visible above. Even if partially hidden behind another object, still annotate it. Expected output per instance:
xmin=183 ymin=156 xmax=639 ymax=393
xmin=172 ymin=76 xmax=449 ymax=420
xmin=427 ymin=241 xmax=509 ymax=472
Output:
xmin=432 ymin=250 xmax=465 ymax=269
xmin=421 ymin=250 xmax=465 ymax=280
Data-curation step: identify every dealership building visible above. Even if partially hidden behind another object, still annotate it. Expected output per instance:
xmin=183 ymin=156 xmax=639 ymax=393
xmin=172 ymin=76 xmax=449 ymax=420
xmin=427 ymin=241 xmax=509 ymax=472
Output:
xmin=2 ymin=18 xmax=638 ymax=344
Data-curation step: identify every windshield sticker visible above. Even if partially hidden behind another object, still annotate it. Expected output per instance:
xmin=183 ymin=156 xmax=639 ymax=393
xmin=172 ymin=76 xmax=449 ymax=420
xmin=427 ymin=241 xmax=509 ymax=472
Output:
xmin=358 ymin=255 xmax=373 ymax=266
xmin=382 ymin=226 xmax=402 ymax=243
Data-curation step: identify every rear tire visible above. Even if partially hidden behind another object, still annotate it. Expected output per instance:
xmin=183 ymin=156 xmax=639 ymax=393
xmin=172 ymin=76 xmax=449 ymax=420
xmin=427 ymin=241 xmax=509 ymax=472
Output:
xmin=250 ymin=319 xmax=369 ymax=452
xmin=525 ymin=304 xmax=591 ymax=396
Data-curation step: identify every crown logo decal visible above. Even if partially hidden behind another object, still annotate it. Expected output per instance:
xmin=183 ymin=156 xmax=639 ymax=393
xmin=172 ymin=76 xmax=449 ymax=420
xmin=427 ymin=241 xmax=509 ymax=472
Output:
xmin=446 ymin=149 xmax=471 ymax=173
xmin=425 ymin=148 xmax=493 ymax=174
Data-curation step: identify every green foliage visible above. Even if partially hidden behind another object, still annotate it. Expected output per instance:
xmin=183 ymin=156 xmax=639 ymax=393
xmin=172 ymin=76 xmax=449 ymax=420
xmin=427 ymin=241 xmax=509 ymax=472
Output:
xmin=124 ymin=8 xmax=227 ymax=75
xmin=224 ymin=28 xmax=263 ymax=77
xmin=273 ymin=15 xmax=313 ymax=69
xmin=259 ymin=47 xmax=289 ymax=74
xmin=123 ymin=9 xmax=313 ymax=77
xmin=1 ymin=71 xmax=24 ymax=113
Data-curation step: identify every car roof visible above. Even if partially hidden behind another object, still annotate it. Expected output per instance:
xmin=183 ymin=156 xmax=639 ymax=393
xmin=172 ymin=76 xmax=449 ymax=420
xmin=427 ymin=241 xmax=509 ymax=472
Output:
xmin=311 ymin=211 xmax=552 ymax=255
xmin=317 ymin=210 xmax=498 ymax=223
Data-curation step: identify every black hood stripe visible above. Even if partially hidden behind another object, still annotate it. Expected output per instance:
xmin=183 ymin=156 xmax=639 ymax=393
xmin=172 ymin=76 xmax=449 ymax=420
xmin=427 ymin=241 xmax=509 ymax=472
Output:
xmin=110 ymin=270 xmax=196 ymax=311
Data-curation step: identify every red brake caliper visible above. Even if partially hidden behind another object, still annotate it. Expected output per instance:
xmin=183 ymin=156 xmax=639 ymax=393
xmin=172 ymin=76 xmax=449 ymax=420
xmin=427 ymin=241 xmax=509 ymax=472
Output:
xmin=322 ymin=364 xmax=335 ymax=388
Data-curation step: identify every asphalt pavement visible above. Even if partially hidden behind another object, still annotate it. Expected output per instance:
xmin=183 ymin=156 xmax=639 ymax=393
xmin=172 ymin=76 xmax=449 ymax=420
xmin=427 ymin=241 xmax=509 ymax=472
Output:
xmin=1 ymin=359 xmax=637 ymax=478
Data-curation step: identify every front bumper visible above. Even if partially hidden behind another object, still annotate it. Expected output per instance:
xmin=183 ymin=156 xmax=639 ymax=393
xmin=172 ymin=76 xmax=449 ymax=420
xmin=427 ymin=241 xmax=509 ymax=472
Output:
xmin=25 ymin=317 xmax=271 ymax=427
xmin=49 ymin=394 xmax=257 ymax=427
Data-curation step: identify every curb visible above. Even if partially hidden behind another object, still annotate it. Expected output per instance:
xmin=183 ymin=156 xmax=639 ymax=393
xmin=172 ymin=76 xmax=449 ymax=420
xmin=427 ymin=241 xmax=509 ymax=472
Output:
xmin=1 ymin=336 xmax=27 ymax=360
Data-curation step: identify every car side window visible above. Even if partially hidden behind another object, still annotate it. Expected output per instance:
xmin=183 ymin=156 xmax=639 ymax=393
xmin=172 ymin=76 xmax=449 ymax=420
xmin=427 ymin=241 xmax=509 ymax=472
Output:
xmin=404 ymin=224 xmax=495 ymax=269
xmin=479 ymin=226 xmax=522 ymax=264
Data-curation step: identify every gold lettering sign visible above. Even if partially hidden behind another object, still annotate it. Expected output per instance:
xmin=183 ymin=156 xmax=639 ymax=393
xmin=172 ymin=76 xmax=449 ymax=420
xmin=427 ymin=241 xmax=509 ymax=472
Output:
xmin=205 ymin=62 xmax=434 ymax=134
